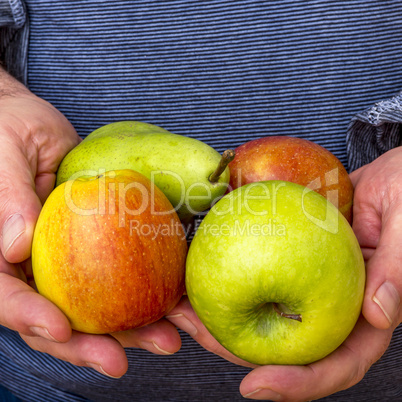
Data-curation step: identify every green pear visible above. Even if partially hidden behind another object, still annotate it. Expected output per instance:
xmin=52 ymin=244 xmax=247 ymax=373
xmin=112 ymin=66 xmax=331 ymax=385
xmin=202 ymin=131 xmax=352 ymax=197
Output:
xmin=56 ymin=121 xmax=234 ymax=221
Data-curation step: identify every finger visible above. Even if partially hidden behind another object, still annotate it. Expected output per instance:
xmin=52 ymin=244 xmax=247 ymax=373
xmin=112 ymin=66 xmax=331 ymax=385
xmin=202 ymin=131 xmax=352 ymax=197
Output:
xmin=239 ymin=316 xmax=394 ymax=401
xmin=350 ymin=166 xmax=401 ymax=329
xmin=111 ymin=319 xmax=182 ymax=355
xmin=35 ymin=172 xmax=57 ymax=205
xmin=21 ymin=331 xmax=128 ymax=378
xmin=167 ymin=296 xmax=255 ymax=367
xmin=361 ymin=201 xmax=402 ymax=329
xmin=0 ymin=272 xmax=71 ymax=342
xmin=0 ymin=138 xmax=42 ymax=263
xmin=349 ymin=167 xmax=381 ymax=258
xmin=348 ymin=166 xmax=364 ymax=187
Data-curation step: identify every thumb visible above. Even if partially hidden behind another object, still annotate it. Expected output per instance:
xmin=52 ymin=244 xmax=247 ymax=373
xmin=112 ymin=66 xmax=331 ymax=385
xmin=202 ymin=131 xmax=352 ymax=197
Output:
xmin=0 ymin=141 xmax=42 ymax=263
xmin=358 ymin=201 xmax=402 ymax=330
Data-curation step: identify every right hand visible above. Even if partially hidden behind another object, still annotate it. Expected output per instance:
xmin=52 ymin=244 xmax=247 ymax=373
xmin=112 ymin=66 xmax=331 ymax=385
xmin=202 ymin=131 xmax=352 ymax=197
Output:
xmin=0 ymin=70 xmax=182 ymax=378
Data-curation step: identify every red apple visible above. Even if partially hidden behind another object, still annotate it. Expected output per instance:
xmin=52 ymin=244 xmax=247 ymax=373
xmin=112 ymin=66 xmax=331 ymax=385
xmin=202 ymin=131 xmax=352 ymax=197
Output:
xmin=229 ymin=136 xmax=354 ymax=223
xmin=32 ymin=169 xmax=187 ymax=334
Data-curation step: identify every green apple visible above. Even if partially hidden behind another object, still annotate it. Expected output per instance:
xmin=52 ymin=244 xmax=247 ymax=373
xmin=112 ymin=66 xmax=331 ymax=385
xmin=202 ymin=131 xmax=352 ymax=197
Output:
xmin=186 ymin=180 xmax=365 ymax=365
xmin=32 ymin=169 xmax=188 ymax=334
xmin=56 ymin=121 xmax=234 ymax=222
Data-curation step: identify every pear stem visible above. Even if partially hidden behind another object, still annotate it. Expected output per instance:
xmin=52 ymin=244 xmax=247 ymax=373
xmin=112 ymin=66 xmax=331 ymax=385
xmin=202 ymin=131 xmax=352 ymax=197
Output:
xmin=272 ymin=303 xmax=302 ymax=322
xmin=209 ymin=149 xmax=236 ymax=183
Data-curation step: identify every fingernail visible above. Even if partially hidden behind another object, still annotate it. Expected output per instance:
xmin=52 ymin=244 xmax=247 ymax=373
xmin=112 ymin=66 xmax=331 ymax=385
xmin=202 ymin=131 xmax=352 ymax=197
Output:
xmin=1 ymin=214 xmax=25 ymax=257
xmin=244 ymin=388 xmax=283 ymax=400
xmin=373 ymin=281 xmax=400 ymax=325
xmin=140 ymin=341 xmax=173 ymax=355
xmin=85 ymin=362 xmax=122 ymax=379
xmin=29 ymin=326 xmax=59 ymax=342
xmin=165 ymin=313 xmax=198 ymax=337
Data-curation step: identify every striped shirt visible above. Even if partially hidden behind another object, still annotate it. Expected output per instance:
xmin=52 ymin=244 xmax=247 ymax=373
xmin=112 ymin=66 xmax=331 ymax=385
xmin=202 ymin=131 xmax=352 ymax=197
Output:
xmin=1 ymin=0 xmax=402 ymax=401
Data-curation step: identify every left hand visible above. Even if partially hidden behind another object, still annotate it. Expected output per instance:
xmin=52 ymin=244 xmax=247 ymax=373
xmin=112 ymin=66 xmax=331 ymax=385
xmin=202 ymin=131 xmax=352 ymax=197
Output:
xmin=0 ymin=71 xmax=182 ymax=379
xmin=168 ymin=147 xmax=402 ymax=401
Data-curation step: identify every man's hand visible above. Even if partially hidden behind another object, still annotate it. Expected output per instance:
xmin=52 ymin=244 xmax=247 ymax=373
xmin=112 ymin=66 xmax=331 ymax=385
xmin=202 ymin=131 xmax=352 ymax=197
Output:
xmin=0 ymin=70 xmax=181 ymax=378
xmin=350 ymin=147 xmax=401 ymax=330
xmin=168 ymin=147 xmax=402 ymax=401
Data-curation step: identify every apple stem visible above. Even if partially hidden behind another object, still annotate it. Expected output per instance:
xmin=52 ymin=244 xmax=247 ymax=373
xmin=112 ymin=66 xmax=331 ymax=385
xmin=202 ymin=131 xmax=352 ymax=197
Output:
xmin=209 ymin=149 xmax=236 ymax=183
xmin=272 ymin=303 xmax=302 ymax=323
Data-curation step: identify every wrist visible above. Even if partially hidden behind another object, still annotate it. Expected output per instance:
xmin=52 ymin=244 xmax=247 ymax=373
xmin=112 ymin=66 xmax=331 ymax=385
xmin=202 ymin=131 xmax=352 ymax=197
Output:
xmin=0 ymin=67 xmax=31 ymax=98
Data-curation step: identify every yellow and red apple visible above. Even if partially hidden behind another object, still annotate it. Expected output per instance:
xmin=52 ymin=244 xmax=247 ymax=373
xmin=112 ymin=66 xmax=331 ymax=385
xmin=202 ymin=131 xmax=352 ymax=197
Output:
xmin=32 ymin=169 xmax=187 ymax=334
xmin=228 ymin=136 xmax=354 ymax=223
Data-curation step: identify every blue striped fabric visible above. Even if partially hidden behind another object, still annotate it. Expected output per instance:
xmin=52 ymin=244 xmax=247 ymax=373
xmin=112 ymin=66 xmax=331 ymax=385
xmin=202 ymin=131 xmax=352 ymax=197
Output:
xmin=347 ymin=92 xmax=402 ymax=171
xmin=23 ymin=0 xmax=402 ymax=169
xmin=0 ymin=0 xmax=401 ymax=401
xmin=0 ymin=0 xmax=28 ymax=82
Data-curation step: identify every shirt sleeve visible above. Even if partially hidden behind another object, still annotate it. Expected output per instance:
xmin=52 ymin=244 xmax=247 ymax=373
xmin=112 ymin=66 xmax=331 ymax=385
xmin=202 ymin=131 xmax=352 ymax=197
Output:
xmin=0 ymin=0 xmax=28 ymax=84
xmin=346 ymin=90 xmax=402 ymax=172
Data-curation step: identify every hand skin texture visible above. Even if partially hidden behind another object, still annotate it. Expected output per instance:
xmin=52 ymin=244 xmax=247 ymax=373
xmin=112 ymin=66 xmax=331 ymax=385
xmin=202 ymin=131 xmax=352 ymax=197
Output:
xmin=168 ymin=147 xmax=402 ymax=401
xmin=0 ymin=69 xmax=182 ymax=378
